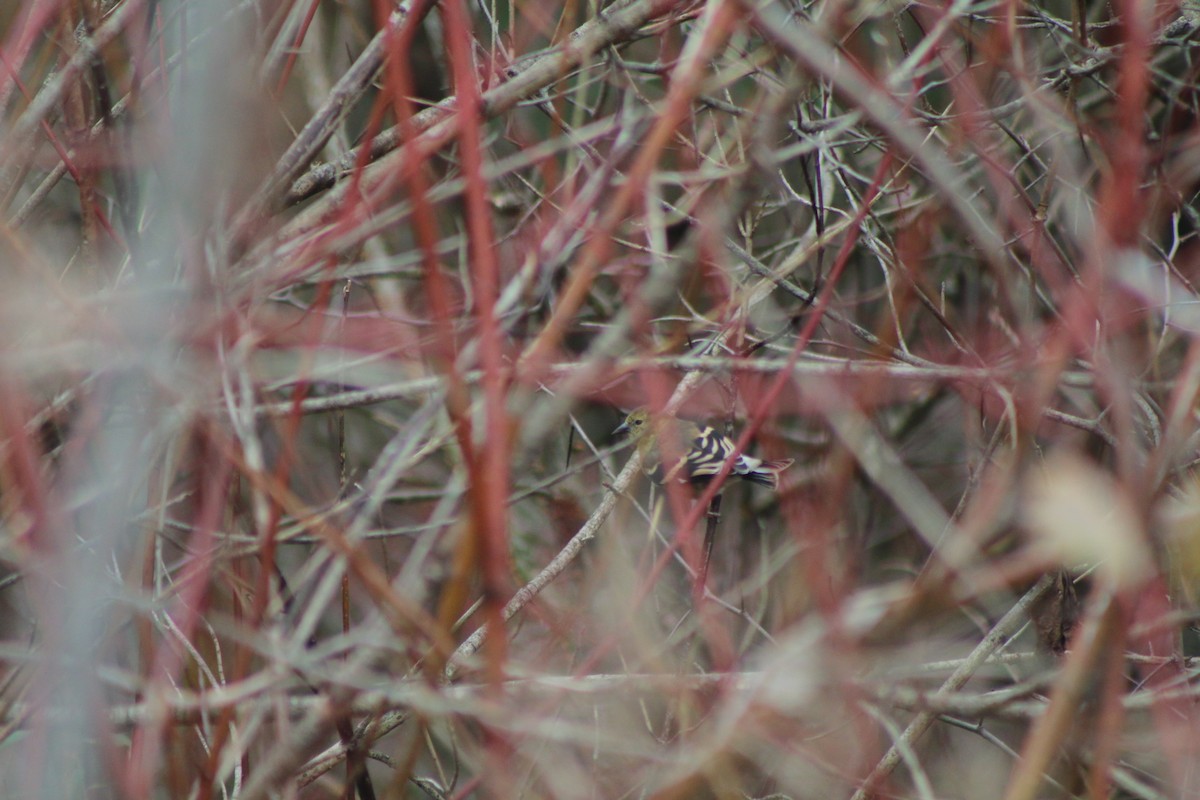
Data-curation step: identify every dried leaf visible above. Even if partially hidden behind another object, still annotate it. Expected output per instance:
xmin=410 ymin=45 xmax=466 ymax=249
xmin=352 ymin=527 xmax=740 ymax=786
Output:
xmin=1022 ymin=453 xmax=1152 ymax=589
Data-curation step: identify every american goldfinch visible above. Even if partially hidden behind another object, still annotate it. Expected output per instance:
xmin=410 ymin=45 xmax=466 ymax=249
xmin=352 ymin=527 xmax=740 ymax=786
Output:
xmin=613 ymin=407 xmax=793 ymax=490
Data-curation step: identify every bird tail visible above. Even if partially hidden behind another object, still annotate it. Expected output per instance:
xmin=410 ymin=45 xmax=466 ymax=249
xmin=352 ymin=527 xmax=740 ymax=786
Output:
xmin=743 ymin=459 xmax=794 ymax=490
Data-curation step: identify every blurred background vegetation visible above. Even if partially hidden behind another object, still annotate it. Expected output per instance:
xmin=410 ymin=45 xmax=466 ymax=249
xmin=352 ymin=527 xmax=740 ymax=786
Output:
xmin=2 ymin=0 xmax=1200 ymax=797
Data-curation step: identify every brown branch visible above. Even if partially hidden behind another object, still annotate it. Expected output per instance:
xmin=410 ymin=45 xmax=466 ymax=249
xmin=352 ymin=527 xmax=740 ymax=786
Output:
xmin=849 ymin=574 xmax=1056 ymax=800
xmin=279 ymin=0 xmax=677 ymax=208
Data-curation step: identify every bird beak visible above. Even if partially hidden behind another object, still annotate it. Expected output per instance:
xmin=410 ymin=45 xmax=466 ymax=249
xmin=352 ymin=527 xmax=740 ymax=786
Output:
xmin=612 ymin=421 xmax=630 ymax=436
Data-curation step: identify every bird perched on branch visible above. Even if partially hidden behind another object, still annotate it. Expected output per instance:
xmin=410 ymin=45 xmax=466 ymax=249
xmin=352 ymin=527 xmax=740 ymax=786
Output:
xmin=613 ymin=407 xmax=793 ymax=491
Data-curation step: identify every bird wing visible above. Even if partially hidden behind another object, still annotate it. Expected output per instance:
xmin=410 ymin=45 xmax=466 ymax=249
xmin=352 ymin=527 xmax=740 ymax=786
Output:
xmin=681 ymin=426 xmax=735 ymax=479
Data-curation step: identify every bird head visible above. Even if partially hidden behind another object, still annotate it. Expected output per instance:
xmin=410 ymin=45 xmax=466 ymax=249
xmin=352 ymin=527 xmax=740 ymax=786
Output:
xmin=612 ymin=407 xmax=652 ymax=439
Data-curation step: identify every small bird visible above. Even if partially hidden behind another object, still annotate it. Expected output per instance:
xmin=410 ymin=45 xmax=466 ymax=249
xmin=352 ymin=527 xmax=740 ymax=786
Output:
xmin=613 ymin=407 xmax=793 ymax=490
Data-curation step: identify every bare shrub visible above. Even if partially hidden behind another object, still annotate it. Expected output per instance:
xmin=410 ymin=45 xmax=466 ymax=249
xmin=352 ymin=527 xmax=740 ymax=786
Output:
xmin=1 ymin=0 xmax=1199 ymax=797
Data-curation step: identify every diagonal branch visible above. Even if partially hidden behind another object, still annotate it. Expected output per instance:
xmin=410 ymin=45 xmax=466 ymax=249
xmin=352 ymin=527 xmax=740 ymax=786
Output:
xmin=849 ymin=573 xmax=1055 ymax=800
